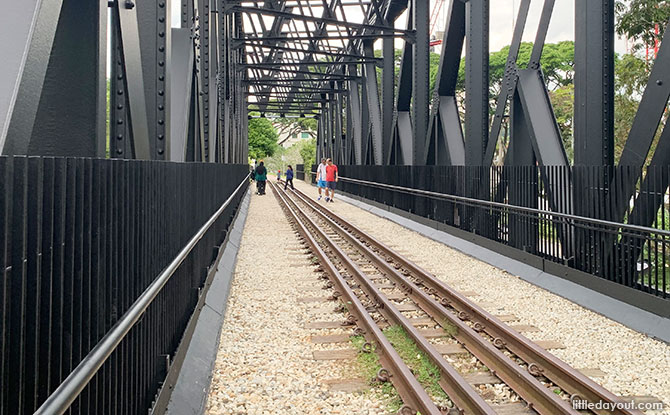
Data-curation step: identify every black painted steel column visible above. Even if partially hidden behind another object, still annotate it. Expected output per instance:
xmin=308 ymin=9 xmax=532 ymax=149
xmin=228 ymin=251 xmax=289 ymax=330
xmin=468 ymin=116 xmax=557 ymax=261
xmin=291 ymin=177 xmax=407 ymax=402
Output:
xmin=574 ymin=0 xmax=614 ymax=166
xmin=382 ymin=37 xmax=395 ymax=164
xmin=412 ymin=0 xmax=429 ymax=165
xmin=465 ymin=0 xmax=489 ymax=166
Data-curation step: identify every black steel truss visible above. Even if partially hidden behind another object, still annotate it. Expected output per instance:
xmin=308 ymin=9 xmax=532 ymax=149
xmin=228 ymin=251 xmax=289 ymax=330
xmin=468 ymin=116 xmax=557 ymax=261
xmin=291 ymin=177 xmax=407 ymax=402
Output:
xmin=227 ymin=0 xmax=670 ymax=273
xmin=1 ymin=0 xmax=248 ymax=163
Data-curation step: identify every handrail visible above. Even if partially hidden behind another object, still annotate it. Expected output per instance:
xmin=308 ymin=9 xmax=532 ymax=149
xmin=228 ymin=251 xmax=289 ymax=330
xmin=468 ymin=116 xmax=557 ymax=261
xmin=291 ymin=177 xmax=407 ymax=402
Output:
xmin=337 ymin=175 xmax=670 ymax=238
xmin=34 ymin=177 xmax=249 ymax=415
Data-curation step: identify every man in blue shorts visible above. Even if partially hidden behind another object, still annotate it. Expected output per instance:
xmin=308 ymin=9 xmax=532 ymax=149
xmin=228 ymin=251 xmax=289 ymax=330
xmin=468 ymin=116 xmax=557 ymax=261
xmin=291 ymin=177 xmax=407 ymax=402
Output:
xmin=316 ymin=158 xmax=327 ymax=200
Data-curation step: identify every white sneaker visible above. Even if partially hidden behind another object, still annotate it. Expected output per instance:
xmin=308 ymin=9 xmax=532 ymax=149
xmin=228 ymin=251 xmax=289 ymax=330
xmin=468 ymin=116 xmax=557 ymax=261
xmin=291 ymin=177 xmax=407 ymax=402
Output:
xmin=318 ymin=196 xmax=322 ymax=201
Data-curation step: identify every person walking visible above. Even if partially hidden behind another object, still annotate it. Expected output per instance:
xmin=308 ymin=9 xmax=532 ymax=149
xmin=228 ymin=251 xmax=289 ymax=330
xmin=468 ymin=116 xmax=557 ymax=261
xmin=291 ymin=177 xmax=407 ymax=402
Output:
xmin=255 ymin=161 xmax=267 ymax=195
xmin=316 ymin=158 xmax=327 ymax=200
xmin=325 ymin=158 xmax=338 ymax=202
xmin=284 ymin=165 xmax=294 ymax=190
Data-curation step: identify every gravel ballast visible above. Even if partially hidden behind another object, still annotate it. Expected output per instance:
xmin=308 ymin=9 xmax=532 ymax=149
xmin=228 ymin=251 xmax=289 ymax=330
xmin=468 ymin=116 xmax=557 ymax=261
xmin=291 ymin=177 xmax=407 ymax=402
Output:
xmin=294 ymin=180 xmax=670 ymax=414
xmin=205 ymin=185 xmax=386 ymax=415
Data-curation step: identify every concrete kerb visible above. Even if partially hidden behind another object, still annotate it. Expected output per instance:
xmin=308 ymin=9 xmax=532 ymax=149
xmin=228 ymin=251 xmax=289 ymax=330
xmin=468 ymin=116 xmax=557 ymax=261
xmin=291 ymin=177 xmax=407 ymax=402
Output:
xmin=166 ymin=187 xmax=252 ymax=415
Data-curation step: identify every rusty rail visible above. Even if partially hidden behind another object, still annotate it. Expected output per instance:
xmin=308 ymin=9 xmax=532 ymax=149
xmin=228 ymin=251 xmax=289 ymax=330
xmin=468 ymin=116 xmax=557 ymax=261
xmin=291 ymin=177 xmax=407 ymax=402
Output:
xmin=287 ymin=185 xmax=643 ymax=415
xmin=269 ymin=182 xmax=442 ymax=415
xmin=271 ymin=182 xmax=496 ymax=415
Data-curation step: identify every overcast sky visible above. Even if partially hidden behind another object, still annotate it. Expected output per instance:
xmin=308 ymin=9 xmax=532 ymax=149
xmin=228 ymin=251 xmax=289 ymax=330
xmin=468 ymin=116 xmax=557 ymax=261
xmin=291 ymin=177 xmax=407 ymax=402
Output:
xmin=169 ymin=1 xmax=629 ymax=55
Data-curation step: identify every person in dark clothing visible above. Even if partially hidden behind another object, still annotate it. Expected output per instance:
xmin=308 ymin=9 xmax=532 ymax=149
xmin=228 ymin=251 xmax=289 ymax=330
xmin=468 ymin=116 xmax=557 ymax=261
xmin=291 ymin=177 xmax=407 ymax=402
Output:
xmin=284 ymin=165 xmax=294 ymax=190
xmin=255 ymin=161 xmax=267 ymax=195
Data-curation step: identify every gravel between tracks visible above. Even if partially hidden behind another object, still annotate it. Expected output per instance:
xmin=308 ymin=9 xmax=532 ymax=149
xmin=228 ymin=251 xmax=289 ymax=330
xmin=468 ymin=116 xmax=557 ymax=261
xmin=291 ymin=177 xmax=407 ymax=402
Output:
xmin=294 ymin=180 xmax=670 ymax=414
xmin=205 ymin=184 xmax=386 ymax=415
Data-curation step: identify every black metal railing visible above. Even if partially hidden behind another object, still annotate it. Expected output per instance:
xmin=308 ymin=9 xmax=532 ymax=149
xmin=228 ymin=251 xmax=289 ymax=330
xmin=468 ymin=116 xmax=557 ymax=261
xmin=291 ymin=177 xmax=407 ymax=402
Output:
xmin=337 ymin=165 xmax=670 ymax=300
xmin=0 ymin=157 xmax=249 ymax=415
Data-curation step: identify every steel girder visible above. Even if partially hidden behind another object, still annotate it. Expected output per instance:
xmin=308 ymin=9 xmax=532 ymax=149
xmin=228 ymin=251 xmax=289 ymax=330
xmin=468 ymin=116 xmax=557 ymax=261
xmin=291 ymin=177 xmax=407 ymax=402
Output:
xmin=1 ymin=0 xmax=247 ymax=163
xmin=574 ymin=0 xmax=615 ymax=167
xmin=425 ymin=0 xmax=466 ymax=166
xmin=1 ymin=0 xmax=106 ymax=158
xmin=464 ymin=0 xmax=489 ymax=166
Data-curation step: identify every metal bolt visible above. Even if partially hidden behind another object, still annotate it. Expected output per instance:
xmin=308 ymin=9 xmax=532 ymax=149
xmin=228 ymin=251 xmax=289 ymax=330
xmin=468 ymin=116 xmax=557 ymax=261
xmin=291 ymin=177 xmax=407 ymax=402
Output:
xmin=124 ymin=0 xmax=135 ymax=9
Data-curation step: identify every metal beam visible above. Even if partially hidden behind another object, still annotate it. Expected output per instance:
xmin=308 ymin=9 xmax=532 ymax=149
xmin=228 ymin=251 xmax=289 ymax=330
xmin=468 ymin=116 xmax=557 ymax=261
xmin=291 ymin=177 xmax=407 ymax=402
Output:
xmin=363 ymin=42 xmax=383 ymax=165
xmin=574 ymin=0 xmax=614 ymax=166
xmin=412 ymin=0 xmax=429 ymax=165
xmin=232 ymin=6 xmax=412 ymax=34
xmin=1 ymin=0 xmax=64 ymax=155
xmin=464 ymin=0 xmax=489 ymax=166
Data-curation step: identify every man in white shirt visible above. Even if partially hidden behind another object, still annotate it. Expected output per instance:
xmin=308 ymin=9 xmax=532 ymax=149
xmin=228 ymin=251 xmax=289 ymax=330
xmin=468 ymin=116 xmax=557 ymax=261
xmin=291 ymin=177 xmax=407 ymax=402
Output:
xmin=316 ymin=158 xmax=328 ymax=201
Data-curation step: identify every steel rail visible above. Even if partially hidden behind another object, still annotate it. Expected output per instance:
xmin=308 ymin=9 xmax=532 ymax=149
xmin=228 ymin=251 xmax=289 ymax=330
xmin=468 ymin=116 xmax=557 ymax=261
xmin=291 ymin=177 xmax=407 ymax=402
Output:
xmin=286 ymin=186 xmax=585 ymax=415
xmin=268 ymin=181 xmax=442 ymax=415
xmin=33 ymin=177 xmax=250 ymax=415
xmin=290 ymin=185 xmax=644 ymax=415
xmin=274 ymin=183 xmax=496 ymax=415
xmin=336 ymin=176 xmax=670 ymax=238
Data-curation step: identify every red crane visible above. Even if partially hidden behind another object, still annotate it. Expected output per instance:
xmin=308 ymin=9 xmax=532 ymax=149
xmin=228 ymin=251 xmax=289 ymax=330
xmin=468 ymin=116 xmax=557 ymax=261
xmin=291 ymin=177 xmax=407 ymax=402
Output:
xmin=429 ymin=0 xmax=446 ymax=47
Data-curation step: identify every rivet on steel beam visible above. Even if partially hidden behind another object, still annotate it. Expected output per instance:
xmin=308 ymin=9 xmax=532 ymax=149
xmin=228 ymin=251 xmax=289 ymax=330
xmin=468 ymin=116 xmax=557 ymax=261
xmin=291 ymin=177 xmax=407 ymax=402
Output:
xmin=124 ymin=0 xmax=135 ymax=9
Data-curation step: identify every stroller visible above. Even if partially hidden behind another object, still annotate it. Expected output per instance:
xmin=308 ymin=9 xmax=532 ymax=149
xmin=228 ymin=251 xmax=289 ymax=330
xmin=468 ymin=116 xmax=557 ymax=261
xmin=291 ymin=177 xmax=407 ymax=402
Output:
xmin=256 ymin=180 xmax=266 ymax=195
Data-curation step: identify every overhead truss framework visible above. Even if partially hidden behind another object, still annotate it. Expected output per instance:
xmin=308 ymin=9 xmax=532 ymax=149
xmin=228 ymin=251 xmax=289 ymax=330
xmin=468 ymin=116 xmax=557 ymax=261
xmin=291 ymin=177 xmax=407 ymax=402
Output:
xmin=232 ymin=0 xmax=670 ymax=268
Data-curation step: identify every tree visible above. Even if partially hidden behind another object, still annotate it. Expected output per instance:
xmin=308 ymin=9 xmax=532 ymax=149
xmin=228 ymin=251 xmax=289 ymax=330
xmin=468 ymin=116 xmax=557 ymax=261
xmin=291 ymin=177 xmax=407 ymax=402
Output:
xmin=299 ymin=138 xmax=317 ymax=169
xmin=616 ymin=0 xmax=670 ymax=53
xmin=273 ymin=117 xmax=317 ymax=145
xmin=248 ymin=118 xmax=279 ymax=160
xmin=549 ymin=84 xmax=575 ymax=162
xmin=614 ymin=52 xmax=660 ymax=163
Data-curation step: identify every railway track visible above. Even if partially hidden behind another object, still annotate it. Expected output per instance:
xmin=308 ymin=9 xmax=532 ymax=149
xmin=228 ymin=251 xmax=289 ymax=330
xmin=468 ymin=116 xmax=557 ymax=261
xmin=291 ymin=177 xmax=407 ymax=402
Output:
xmin=269 ymin=180 xmax=643 ymax=415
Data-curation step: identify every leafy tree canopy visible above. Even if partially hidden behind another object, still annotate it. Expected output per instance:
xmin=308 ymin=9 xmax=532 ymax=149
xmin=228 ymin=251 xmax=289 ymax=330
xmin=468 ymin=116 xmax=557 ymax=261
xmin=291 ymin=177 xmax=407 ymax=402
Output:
xmin=616 ymin=0 xmax=670 ymax=52
xmin=299 ymin=138 xmax=317 ymax=169
xmin=456 ymin=41 xmax=575 ymax=94
xmin=248 ymin=118 xmax=279 ymax=160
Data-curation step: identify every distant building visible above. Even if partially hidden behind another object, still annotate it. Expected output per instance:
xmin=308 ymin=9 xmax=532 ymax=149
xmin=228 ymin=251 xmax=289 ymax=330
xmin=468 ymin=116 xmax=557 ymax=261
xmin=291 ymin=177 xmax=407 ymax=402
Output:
xmin=277 ymin=129 xmax=314 ymax=149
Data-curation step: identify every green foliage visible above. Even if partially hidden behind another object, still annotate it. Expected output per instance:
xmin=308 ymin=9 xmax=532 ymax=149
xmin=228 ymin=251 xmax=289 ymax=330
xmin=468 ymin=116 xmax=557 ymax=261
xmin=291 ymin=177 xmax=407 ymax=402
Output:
xmin=549 ymin=84 xmax=575 ymax=162
xmin=614 ymin=53 xmax=651 ymax=163
xmin=375 ymin=48 xmax=441 ymax=99
xmin=350 ymin=335 xmax=402 ymax=412
xmin=616 ymin=0 xmax=670 ymax=52
xmin=274 ymin=116 xmax=317 ymax=133
xmin=350 ymin=326 xmax=450 ymax=412
xmin=456 ymin=41 xmax=575 ymax=95
xmin=382 ymin=325 xmax=449 ymax=403
xmin=299 ymin=138 xmax=316 ymax=169
xmin=248 ymin=118 xmax=279 ymax=160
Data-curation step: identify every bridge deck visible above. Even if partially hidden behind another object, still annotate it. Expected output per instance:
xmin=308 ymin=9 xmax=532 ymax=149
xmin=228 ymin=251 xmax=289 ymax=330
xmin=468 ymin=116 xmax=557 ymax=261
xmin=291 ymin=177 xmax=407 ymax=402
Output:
xmin=201 ymin=180 xmax=670 ymax=414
